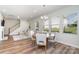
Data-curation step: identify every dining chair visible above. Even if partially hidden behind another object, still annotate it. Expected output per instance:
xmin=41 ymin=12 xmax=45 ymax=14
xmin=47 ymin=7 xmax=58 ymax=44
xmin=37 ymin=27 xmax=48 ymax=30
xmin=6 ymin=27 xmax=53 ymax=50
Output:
xmin=36 ymin=33 xmax=48 ymax=53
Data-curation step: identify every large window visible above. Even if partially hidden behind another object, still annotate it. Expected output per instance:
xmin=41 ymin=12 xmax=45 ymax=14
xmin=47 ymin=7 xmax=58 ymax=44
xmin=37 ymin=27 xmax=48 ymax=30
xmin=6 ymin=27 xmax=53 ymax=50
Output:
xmin=44 ymin=20 xmax=49 ymax=32
xmin=43 ymin=13 xmax=77 ymax=34
xmin=64 ymin=13 xmax=77 ymax=34
xmin=43 ymin=17 xmax=60 ymax=32
xmin=51 ymin=17 xmax=60 ymax=32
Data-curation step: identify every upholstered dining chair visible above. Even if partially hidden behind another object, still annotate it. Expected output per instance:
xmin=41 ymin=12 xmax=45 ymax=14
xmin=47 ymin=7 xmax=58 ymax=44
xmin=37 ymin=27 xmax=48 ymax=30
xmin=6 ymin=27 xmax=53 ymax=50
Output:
xmin=36 ymin=33 xmax=48 ymax=53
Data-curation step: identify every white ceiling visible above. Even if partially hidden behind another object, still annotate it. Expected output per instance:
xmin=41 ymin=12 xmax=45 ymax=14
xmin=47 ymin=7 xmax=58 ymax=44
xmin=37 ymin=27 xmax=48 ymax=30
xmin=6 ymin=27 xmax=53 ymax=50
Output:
xmin=0 ymin=5 xmax=67 ymax=20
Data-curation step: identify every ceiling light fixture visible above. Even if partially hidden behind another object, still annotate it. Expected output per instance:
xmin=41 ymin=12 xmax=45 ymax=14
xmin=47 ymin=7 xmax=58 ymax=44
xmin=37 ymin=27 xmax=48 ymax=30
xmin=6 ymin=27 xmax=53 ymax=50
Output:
xmin=40 ymin=15 xmax=48 ymax=20
xmin=41 ymin=16 xmax=43 ymax=19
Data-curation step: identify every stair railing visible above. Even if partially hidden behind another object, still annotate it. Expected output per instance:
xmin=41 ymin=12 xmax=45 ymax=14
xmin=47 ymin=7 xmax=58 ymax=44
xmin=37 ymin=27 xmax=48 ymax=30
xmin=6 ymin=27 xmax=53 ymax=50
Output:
xmin=8 ymin=20 xmax=20 ymax=35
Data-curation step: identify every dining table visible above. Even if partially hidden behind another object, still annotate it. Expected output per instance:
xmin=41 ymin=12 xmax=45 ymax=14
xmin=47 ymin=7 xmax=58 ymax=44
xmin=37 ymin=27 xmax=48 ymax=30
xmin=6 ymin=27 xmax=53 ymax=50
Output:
xmin=32 ymin=33 xmax=55 ymax=46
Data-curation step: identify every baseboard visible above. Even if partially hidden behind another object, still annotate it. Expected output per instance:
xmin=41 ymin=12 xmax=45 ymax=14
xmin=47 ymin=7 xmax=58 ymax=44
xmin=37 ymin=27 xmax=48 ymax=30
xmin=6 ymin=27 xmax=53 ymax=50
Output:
xmin=56 ymin=40 xmax=79 ymax=49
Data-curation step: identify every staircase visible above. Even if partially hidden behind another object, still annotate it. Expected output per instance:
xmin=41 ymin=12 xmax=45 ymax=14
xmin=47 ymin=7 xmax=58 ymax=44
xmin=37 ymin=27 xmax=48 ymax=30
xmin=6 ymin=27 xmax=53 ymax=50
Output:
xmin=4 ymin=23 xmax=20 ymax=35
xmin=4 ymin=19 xmax=29 ymax=41
xmin=4 ymin=19 xmax=20 ymax=40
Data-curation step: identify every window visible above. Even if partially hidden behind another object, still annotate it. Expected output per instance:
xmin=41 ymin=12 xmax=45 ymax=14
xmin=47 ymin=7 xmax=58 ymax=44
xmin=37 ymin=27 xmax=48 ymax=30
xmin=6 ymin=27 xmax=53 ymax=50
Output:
xmin=64 ymin=13 xmax=77 ymax=34
xmin=43 ymin=17 xmax=60 ymax=32
xmin=51 ymin=17 xmax=60 ymax=32
xmin=44 ymin=20 xmax=49 ymax=32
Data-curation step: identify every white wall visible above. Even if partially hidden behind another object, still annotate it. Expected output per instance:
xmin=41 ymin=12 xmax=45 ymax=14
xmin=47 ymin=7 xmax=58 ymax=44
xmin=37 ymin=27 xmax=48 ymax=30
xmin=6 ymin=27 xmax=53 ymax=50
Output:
xmin=55 ymin=33 xmax=78 ymax=48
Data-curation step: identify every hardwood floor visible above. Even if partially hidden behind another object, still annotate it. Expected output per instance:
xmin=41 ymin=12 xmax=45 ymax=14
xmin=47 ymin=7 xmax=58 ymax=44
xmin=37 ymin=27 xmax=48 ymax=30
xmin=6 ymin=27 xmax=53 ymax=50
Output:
xmin=0 ymin=38 xmax=79 ymax=54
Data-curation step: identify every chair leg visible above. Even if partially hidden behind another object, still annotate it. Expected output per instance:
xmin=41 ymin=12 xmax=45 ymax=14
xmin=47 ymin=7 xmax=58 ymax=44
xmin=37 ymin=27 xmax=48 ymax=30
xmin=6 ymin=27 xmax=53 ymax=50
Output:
xmin=32 ymin=40 xmax=35 ymax=46
xmin=53 ymin=42 xmax=56 ymax=48
xmin=35 ymin=46 xmax=38 ymax=52
xmin=45 ymin=46 xmax=47 ymax=54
